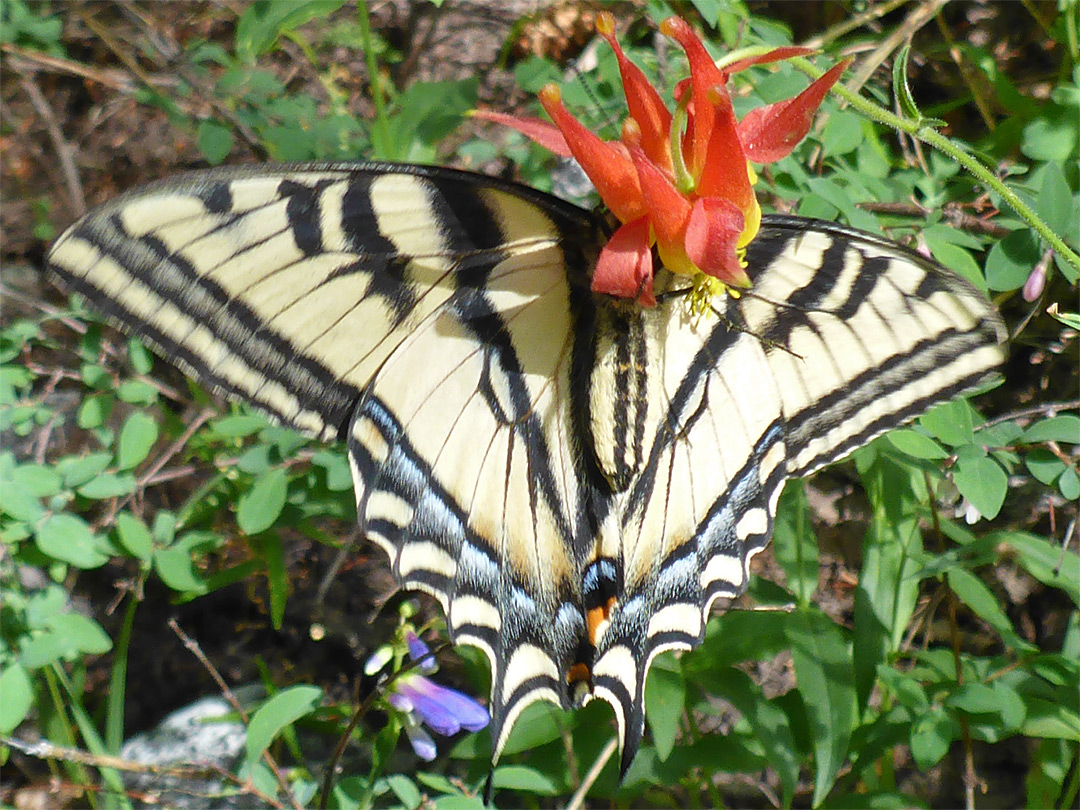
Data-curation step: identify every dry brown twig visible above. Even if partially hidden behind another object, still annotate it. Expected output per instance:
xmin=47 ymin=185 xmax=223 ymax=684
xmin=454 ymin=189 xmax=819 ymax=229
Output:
xmin=168 ymin=618 xmax=305 ymax=810
xmin=14 ymin=71 xmax=85 ymax=217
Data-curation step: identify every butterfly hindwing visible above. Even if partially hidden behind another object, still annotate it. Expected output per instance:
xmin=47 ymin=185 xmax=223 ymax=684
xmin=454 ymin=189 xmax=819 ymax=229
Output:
xmin=344 ymin=175 xmax=601 ymax=758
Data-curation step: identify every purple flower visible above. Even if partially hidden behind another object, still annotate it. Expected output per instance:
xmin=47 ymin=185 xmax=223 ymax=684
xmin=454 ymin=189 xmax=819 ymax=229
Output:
xmin=367 ymin=628 xmax=489 ymax=761
xmin=389 ymin=673 xmax=490 ymax=736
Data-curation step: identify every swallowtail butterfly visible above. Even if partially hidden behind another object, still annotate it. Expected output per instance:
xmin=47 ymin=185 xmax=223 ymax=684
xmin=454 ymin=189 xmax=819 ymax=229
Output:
xmin=47 ymin=162 xmax=1005 ymax=770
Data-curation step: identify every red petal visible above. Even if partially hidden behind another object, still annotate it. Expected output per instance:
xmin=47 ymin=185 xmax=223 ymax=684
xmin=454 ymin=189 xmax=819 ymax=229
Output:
xmin=661 ymin=17 xmax=725 ymax=176
xmin=597 ymin=12 xmax=673 ymax=172
xmin=694 ymin=84 xmax=754 ymax=212
xmin=721 ymin=46 xmax=816 ymax=76
xmin=626 ymin=133 xmax=691 ymax=247
xmin=738 ymin=58 xmax=851 ymax=163
xmin=539 ymin=85 xmax=645 ymax=223
xmin=472 ymin=109 xmax=572 ymax=157
xmin=684 ymin=197 xmax=751 ymax=287
xmin=591 ymin=218 xmax=656 ymax=306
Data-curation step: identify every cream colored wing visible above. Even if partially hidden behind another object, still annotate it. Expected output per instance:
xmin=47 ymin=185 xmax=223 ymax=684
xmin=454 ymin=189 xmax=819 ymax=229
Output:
xmin=583 ymin=216 xmax=1005 ymax=770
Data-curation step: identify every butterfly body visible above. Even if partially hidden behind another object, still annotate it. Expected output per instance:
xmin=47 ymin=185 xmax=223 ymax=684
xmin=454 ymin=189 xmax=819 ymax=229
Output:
xmin=47 ymin=162 xmax=1005 ymax=769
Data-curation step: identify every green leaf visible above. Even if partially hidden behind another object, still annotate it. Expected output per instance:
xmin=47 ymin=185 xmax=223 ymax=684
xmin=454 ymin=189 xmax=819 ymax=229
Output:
xmin=10 ymin=463 xmax=62 ymax=497
xmin=127 ymin=336 xmax=153 ymax=374
xmin=243 ymin=685 xmax=323 ymax=768
xmin=951 ymin=455 xmax=1008 ymax=519
xmin=644 ymin=652 xmax=685 ymax=761
xmin=493 ymin=701 xmax=563 ymax=756
xmin=490 ymin=765 xmax=559 ymax=796
xmin=1 ymin=479 xmax=45 ymax=522
xmin=0 ymin=664 xmax=34 ymax=733
xmin=998 ymin=532 xmax=1080 ymax=605
xmin=35 ymin=513 xmax=109 ymax=568
xmin=115 ymin=512 xmax=154 ymax=563
xmin=1019 ymin=697 xmax=1080 ymax=741
xmin=1023 ymin=414 xmax=1080 ymax=445
xmin=197 ymin=119 xmax=234 ymax=165
xmin=415 ymin=772 xmax=462 ymax=796
xmin=386 ymin=79 xmax=479 ymax=159
xmin=947 ymin=568 xmax=1035 ymax=651
xmin=55 ymin=452 xmax=112 ymax=487
xmin=886 ymin=429 xmax=949 ymax=460
xmin=19 ymin=613 xmax=112 ymax=669
xmin=919 ymin=399 xmax=976 ymax=446
xmin=1020 ymin=446 xmax=1060 ymax=485
xmin=1036 ymin=162 xmax=1074 ymax=238
xmin=257 ymin=531 xmax=288 ymax=630
xmin=77 ymin=472 xmax=136 ymax=499
xmin=855 ymin=459 xmax=923 ymax=708
xmin=821 ymin=110 xmax=863 ymax=157
xmin=1022 ymin=105 xmax=1080 ymax=162
xmin=117 ymin=411 xmax=158 ymax=469
xmin=1059 ymin=468 xmax=1080 ymax=500
xmin=81 ymin=363 xmax=112 ymax=389
xmin=237 ymin=468 xmax=288 ymax=534
xmin=77 ymin=392 xmax=113 ymax=429
xmin=985 ymin=228 xmax=1039 ymax=292
xmin=115 ymin=379 xmax=158 ymax=405
xmin=787 ymin=608 xmax=855 ymax=806
xmin=910 ymin=706 xmax=955 ymax=769
xmin=235 ymin=0 xmax=345 ymax=61
xmin=48 ymin=613 xmax=112 ymax=655
xmin=312 ymin=450 xmax=352 ymax=491
xmin=892 ymin=44 xmax=922 ymax=121
xmin=1049 ymin=307 xmax=1080 ymax=329
xmin=923 ymin=238 xmax=985 ymax=292
xmin=771 ymin=481 xmax=818 ymax=604
xmin=386 ymin=774 xmax=422 ymax=809
xmin=154 ymin=547 xmax=207 ymax=593
xmin=213 ymin=413 xmax=271 ymax=438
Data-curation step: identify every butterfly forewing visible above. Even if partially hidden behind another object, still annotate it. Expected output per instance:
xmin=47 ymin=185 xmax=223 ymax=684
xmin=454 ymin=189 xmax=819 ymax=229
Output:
xmin=740 ymin=218 xmax=1007 ymax=477
xmin=46 ymin=164 xmax=1005 ymax=773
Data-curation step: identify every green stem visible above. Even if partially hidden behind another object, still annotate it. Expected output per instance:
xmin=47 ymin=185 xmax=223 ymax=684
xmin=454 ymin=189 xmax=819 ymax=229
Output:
xmin=358 ymin=1 xmax=393 ymax=160
xmin=790 ymin=56 xmax=1080 ymax=277
xmin=52 ymin=664 xmax=132 ymax=809
xmin=105 ymin=589 xmax=139 ymax=754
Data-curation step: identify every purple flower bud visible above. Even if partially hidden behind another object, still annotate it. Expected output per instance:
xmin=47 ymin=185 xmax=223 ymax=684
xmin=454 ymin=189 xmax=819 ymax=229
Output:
xmin=405 ymin=631 xmax=437 ymax=673
xmin=404 ymin=723 xmax=438 ymax=761
xmin=364 ymin=644 xmax=393 ymax=676
xmin=1023 ymin=263 xmax=1047 ymax=302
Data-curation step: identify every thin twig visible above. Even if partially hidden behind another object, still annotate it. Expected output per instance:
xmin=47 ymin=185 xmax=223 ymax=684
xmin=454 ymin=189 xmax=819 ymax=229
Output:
xmin=93 ymin=408 xmax=216 ymax=532
xmin=15 ymin=72 xmax=85 ymax=217
xmin=565 ymin=736 xmax=618 ymax=810
xmin=843 ymin=0 xmax=950 ymax=97
xmin=1 ymin=42 xmax=144 ymax=92
xmin=934 ymin=12 xmax=997 ymax=131
xmin=1 ymin=735 xmax=279 ymax=806
xmin=4 ymin=736 xmax=231 ymax=779
xmin=975 ymin=401 xmax=1080 ymax=431
xmin=856 ymin=201 xmax=1011 ymax=237
xmin=799 ymin=0 xmax=911 ymax=50
xmin=168 ymin=619 xmax=304 ymax=810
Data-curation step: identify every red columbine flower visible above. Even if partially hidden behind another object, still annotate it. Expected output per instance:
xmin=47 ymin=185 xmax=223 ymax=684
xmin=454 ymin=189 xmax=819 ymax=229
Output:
xmin=479 ymin=13 xmax=850 ymax=307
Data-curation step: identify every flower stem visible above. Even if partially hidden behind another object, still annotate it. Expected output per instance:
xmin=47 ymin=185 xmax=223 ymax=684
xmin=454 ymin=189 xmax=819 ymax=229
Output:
xmin=790 ymin=56 xmax=1080 ymax=277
